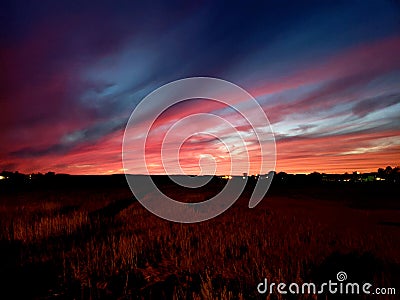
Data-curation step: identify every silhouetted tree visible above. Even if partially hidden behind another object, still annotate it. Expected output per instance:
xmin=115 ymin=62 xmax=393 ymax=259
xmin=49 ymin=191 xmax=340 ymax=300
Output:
xmin=385 ymin=166 xmax=393 ymax=175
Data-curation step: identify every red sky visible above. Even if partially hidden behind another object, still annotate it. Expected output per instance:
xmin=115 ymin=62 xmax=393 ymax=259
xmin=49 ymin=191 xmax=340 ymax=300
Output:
xmin=1 ymin=1 xmax=399 ymax=175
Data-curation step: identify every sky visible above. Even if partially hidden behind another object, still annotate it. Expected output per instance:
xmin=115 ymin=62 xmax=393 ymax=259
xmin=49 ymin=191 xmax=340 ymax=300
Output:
xmin=1 ymin=0 xmax=400 ymax=175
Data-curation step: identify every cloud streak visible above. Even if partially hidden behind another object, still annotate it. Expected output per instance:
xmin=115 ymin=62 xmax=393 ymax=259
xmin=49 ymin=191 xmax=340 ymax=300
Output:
xmin=1 ymin=1 xmax=400 ymax=174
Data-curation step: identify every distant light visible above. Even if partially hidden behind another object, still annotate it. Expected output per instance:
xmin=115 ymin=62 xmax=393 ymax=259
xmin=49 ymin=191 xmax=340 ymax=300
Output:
xmin=221 ymin=175 xmax=232 ymax=180
xmin=0 ymin=176 xmax=5 ymax=180
xmin=376 ymin=177 xmax=385 ymax=181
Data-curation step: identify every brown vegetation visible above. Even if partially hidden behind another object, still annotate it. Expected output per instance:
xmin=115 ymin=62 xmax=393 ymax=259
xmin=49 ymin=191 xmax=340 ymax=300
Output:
xmin=0 ymin=182 xmax=399 ymax=299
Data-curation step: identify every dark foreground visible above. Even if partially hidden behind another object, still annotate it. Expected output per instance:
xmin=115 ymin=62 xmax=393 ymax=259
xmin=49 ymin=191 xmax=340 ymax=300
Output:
xmin=0 ymin=176 xmax=399 ymax=299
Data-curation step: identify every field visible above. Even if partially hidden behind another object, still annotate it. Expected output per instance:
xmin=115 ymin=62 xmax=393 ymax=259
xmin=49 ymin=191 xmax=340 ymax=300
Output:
xmin=0 ymin=177 xmax=399 ymax=299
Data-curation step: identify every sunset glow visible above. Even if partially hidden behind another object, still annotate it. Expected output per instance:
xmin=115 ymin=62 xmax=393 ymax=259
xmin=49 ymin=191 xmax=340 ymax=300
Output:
xmin=1 ymin=1 xmax=399 ymax=175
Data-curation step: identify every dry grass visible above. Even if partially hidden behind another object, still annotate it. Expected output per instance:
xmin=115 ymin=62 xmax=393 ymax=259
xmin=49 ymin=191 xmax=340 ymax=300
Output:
xmin=0 ymin=184 xmax=399 ymax=299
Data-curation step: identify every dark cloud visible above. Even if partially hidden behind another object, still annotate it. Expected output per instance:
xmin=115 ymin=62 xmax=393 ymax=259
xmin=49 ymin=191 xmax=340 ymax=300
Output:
xmin=186 ymin=135 xmax=220 ymax=146
xmin=352 ymin=93 xmax=400 ymax=118
xmin=265 ymin=63 xmax=400 ymax=124
xmin=10 ymin=118 xmax=126 ymax=158
xmin=290 ymin=125 xmax=317 ymax=133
